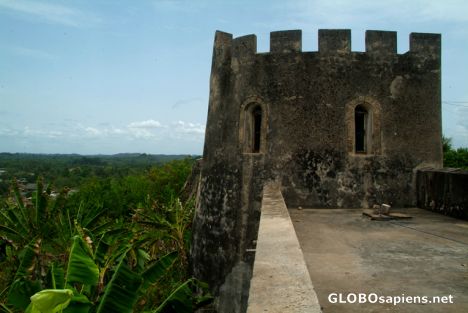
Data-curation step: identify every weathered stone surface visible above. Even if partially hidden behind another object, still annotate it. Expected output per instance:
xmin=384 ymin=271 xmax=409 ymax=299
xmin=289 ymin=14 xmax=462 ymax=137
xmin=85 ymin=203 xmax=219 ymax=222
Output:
xmin=191 ymin=29 xmax=442 ymax=313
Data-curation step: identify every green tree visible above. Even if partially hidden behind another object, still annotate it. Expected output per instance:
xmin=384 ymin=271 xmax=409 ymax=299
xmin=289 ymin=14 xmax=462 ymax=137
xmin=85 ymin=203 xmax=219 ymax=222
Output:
xmin=442 ymin=135 xmax=453 ymax=153
xmin=442 ymin=135 xmax=468 ymax=169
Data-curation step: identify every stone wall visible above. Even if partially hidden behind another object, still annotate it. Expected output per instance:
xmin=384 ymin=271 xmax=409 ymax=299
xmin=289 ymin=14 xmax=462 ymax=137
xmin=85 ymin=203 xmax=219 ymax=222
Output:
xmin=416 ymin=168 xmax=468 ymax=220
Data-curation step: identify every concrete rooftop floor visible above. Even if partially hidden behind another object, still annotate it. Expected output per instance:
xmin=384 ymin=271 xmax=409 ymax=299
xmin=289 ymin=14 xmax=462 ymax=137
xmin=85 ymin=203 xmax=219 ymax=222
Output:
xmin=289 ymin=208 xmax=468 ymax=313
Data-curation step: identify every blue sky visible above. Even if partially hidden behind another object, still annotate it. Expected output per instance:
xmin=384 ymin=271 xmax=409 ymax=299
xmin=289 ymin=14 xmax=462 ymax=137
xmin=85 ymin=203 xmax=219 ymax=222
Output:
xmin=0 ymin=0 xmax=467 ymax=154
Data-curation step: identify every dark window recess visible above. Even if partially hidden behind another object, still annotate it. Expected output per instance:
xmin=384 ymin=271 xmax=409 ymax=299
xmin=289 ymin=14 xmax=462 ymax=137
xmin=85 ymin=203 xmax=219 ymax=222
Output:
xmin=355 ymin=106 xmax=367 ymax=153
xmin=252 ymin=106 xmax=262 ymax=153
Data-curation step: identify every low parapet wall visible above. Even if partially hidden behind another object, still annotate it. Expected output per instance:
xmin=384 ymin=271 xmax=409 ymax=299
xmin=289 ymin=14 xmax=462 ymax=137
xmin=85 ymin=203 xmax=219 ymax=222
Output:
xmin=247 ymin=183 xmax=321 ymax=313
xmin=416 ymin=168 xmax=468 ymax=220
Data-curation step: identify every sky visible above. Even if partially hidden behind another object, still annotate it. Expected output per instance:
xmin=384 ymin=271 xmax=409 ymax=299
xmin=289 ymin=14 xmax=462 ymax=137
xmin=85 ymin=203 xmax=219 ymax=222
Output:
xmin=0 ymin=0 xmax=467 ymax=155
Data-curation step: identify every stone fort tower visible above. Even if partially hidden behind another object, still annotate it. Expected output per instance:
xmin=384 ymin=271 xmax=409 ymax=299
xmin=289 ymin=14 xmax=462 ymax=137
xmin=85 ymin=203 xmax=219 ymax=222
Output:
xmin=191 ymin=29 xmax=442 ymax=312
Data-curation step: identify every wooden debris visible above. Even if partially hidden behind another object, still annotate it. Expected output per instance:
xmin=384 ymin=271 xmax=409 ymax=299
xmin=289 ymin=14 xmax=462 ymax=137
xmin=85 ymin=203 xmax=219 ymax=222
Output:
xmin=362 ymin=209 xmax=412 ymax=221
xmin=381 ymin=204 xmax=391 ymax=214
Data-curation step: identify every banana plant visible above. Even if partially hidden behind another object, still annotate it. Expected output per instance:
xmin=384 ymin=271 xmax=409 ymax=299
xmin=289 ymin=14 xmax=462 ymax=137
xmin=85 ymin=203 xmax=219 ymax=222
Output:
xmin=1 ymin=176 xmax=212 ymax=313
xmin=6 ymin=234 xmax=210 ymax=313
xmin=0 ymin=178 xmax=70 ymax=252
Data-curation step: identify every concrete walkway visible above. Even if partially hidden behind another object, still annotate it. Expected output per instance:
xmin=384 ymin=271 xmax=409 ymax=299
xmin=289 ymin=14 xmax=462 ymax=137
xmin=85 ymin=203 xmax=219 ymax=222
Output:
xmin=290 ymin=208 xmax=468 ymax=313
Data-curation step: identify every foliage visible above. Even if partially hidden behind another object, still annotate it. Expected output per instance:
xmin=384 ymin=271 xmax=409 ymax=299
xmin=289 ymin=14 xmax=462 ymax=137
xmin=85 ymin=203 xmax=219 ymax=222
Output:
xmin=442 ymin=135 xmax=453 ymax=153
xmin=0 ymin=178 xmax=71 ymax=251
xmin=27 ymin=289 xmax=73 ymax=313
xmin=0 ymin=153 xmax=198 ymax=198
xmin=444 ymin=148 xmax=468 ymax=169
xmin=0 ymin=157 xmax=211 ymax=312
xmin=443 ymin=136 xmax=468 ymax=169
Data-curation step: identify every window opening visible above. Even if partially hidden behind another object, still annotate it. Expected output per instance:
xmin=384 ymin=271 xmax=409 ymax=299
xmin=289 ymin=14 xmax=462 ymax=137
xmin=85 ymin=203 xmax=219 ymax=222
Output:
xmin=355 ymin=105 xmax=367 ymax=153
xmin=252 ymin=106 xmax=262 ymax=153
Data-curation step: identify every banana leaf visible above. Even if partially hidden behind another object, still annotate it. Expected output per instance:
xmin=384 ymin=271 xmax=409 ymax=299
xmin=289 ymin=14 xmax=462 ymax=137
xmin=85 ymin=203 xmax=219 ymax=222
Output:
xmin=26 ymin=289 xmax=73 ymax=313
xmin=5 ymin=206 xmax=29 ymax=237
xmin=153 ymin=279 xmax=213 ymax=313
xmin=7 ymin=279 xmax=42 ymax=311
xmin=95 ymin=258 xmax=143 ymax=313
xmin=153 ymin=279 xmax=194 ymax=313
xmin=14 ymin=244 xmax=37 ymax=279
xmin=94 ymin=237 xmax=110 ymax=265
xmin=63 ymin=294 xmax=92 ymax=313
xmin=0 ymin=225 xmax=25 ymax=241
xmin=34 ymin=179 xmax=46 ymax=227
xmin=49 ymin=264 xmax=65 ymax=289
xmin=65 ymin=236 xmax=99 ymax=286
xmin=135 ymin=248 xmax=150 ymax=272
xmin=81 ymin=204 xmax=107 ymax=228
xmin=141 ymin=251 xmax=177 ymax=290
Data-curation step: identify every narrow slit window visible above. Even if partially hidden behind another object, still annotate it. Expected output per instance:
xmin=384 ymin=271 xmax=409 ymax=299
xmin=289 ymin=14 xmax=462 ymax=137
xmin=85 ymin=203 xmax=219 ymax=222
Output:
xmin=252 ymin=106 xmax=262 ymax=153
xmin=355 ymin=105 xmax=367 ymax=153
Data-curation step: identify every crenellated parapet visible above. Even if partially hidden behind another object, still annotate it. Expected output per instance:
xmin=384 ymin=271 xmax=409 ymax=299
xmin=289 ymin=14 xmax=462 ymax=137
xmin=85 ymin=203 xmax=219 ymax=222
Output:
xmin=212 ymin=29 xmax=441 ymax=60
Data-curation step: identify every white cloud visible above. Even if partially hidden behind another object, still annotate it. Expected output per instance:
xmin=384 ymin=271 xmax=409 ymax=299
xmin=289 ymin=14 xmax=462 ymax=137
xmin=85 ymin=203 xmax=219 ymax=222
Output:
xmin=127 ymin=119 xmax=163 ymax=129
xmin=84 ymin=127 xmax=101 ymax=136
xmin=0 ymin=0 xmax=101 ymax=27
xmin=0 ymin=127 xmax=19 ymax=136
xmin=0 ymin=126 xmax=64 ymax=138
xmin=172 ymin=120 xmax=205 ymax=135
xmin=127 ymin=128 xmax=155 ymax=139
xmin=0 ymin=120 xmax=206 ymax=148
xmin=110 ymin=128 xmax=125 ymax=134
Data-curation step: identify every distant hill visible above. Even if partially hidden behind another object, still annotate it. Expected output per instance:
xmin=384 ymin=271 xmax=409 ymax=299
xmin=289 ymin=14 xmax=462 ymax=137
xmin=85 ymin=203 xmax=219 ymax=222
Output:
xmin=0 ymin=153 xmax=200 ymax=196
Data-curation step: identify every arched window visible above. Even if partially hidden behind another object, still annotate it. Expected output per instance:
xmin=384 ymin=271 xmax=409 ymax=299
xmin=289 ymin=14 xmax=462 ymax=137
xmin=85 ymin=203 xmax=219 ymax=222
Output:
xmin=355 ymin=105 xmax=368 ymax=153
xmin=240 ymin=98 xmax=268 ymax=154
xmin=346 ymin=96 xmax=381 ymax=155
xmin=252 ymin=106 xmax=262 ymax=153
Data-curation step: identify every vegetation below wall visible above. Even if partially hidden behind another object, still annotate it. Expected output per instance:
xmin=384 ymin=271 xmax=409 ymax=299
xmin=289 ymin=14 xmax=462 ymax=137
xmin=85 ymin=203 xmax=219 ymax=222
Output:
xmin=0 ymin=155 xmax=211 ymax=312
xmin=443 ymin=136 xmax=468 ymax=169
